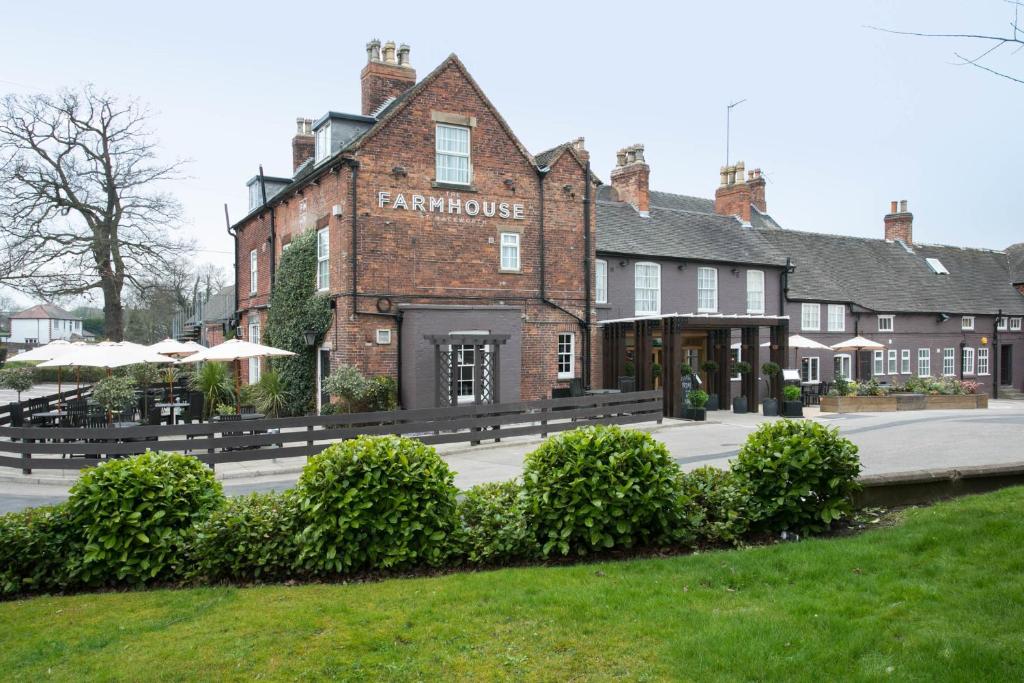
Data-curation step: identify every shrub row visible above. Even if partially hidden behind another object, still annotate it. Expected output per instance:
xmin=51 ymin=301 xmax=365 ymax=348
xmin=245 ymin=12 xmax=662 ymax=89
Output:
xmin=0 ymin=421 xmax=861 ymax=597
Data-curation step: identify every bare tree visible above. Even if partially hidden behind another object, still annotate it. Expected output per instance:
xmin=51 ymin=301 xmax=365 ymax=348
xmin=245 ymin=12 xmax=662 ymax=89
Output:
xmin=869 ymin=2 xmax=1024 ymax=85
xmin=0 ymin=85 xmax=190 ymax=340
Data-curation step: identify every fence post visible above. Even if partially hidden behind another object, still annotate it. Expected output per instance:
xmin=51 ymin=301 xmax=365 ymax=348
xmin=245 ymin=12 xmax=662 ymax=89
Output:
xmin=541 ymin=406 xmax=548 ymax=439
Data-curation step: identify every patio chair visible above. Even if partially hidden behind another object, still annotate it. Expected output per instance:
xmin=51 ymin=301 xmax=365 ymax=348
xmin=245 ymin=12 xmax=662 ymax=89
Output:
xmin=240 ymin=404 xmax=257 ymax=415
xmin=183 ymin=392 xmax=204 ymax=424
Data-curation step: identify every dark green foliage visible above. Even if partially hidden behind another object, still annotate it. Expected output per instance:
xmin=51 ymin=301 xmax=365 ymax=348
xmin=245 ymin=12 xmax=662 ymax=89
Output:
xmin=679 ymin=363 xmax=693 ymax=376
xmin=678 ymin=467 xmax=753 ymax=546
xmin=0 ymin=503 xmax=78 ymax=595
xmin=522 ymin=425 xmax=686 ymax=556
xmin=293 ymin=436 xmax=459 ymax=574
xmin=687 ymin=389 xmax=709 ymax=408
xmin=67 ymin=451 xmax=224 ymax=586
xmin=732 ymin=361 xmax=752 ymax=375
xmin=457 ymin=480 xmax=538 ymax=565
xmin=783 ymin=385 xmax=802 ymax=401
xmin=91 ymin=375 xmax=137 ymax=415
xmin=190 ymin=361 xmax=235 ymax=417
xmin=0 ymin=366 xmax=34 ymax=400
xmin=253 ymin=368 xmax=289 ymax=418
xmin=651 ymin=362 xmax=662 ymax=381
xmin=3 ymin=361 xmax=106 ymax=384
xmin=732 ymin=420 xmax=862 ymax=535
xmin=264 ymin=230 xmax=332 ymax=416
xmin=188 ymin=492 xmax=300 ymax=583
xmin=361 ymin=375 xmax=398 ymax=412
xmin=761 ymin=361 xmax=781 ymax=395
xmin=700 ymin=360 xmax=719 ymax=373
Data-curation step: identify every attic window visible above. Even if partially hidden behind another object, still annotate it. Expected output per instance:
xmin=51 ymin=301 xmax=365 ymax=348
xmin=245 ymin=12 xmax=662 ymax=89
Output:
xmin=925 ymin=257 xmax=949 ymax=274
xmin=314 ymin=121 xmax=331 ymax=164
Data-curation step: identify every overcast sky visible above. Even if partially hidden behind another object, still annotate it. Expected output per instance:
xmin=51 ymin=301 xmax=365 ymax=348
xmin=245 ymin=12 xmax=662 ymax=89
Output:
xmin=2 ymin=1 xmax=1021 ymax=307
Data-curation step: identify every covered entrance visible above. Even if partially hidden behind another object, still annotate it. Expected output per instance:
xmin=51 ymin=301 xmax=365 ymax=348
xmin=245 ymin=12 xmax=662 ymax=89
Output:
xmin=424 ymin=333 xmax=509 ymax=406
xmin=1001 ymin=344 xmax=1013 ymax=387
xmin=601 ymin=313 xmax=790 ymax=417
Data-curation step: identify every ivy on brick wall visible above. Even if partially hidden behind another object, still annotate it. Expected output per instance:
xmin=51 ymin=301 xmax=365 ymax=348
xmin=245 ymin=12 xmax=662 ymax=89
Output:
xmin=264 ymin=231 xmax=332 ymax=416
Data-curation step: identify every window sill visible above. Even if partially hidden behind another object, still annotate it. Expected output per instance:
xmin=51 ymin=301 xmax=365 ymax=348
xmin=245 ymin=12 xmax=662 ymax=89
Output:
xmin=432 ymin=181 xmax=478 ymax=193
xmin=498 ymin=268 xmax=521 ymax=274
xmin=557 ymin=374 xmax=575 ymax=381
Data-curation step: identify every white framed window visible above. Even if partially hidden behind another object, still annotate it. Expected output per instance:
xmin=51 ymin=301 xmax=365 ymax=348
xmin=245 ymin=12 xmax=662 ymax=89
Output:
xmin=500 ymin=232 xmax=520 ymax=271
xmin=887 ymin=349 xmax=898 ymax=375
xmin=834 ymin=353 xmax=852 ymax=381
xmin=918 ymin=348 xmax=931 ymax=377
xmin=996 ymin=316 xmax=1008 ymax=331
xmin=978 ymin=347 xmax=989 ymax=375
xmin=435 ymin=124 xmax=470 ymax=185
xmin=900 ymin=349 xmax=911 ymax=374
xmin=376 ymin=329 xmax=391 ymax=345
xmin=877 ymin=315 xmax=894 ymax=332
xmin=557 ymin=333 xmax=575 ymax=379
xmin=746 ymin=270 xmax=764 ymax=314
xmin=455 ymin=344 xmax=476 ymax=403
xmin=730 ymin=345 xmax=742 ymax=381
xmin=697 ymin=267 xmax=718 ymax=313
xmin=961 ymin=316 xmax=974 ymax=331
xmin=827 ymin=304 xmax=845 ymax=332
xmin=1011 ymin=317 xmax=1022 ymax=331
xmin=962 ymin=347 xmax=975 ymax=375
xmin=248 ymin=321 xmax=261 ymax=384
xmin=635 ymin=262 xmax=661 ymax=315
xmin=800 ymin=356 xmax=820 ymax=384
xmin=595 ymin=259 xmax=608 ymax=304
xmin=873 ymin=350 xmax=884 ymax=376
xmin=314 ymin=121 xmax=331 ymax=164
xmin=801 ymin=303 xmax=820 ymax=331
xmin=316 ymin=228 xmax=329 ymax=291
xmin=942 ymin=348 xmax=955 ymax=376
xmin=249 ymin=249 xmax=258 ymax=295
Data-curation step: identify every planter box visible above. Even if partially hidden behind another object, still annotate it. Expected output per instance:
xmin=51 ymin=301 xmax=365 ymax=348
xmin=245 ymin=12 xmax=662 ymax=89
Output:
xmin=781 ymin=400 xmax=803 ymax=417
xmin=706 ymin=394 xmax=719 ymax=411
xmin=762 ymin=398 xmax=779 ymax=417
xmin=732 ymin=396 xmax=748 ymax=413
xmin=821 ymin=393 xmax=988 ymax=413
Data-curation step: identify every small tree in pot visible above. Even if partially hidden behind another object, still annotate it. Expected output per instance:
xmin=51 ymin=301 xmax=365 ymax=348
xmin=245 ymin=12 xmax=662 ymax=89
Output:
xmin=651 ymin=361 xmax=663 ymax=389
xmin=0 ymin=367 xmax=34 ymax=402
xmin=687 ymin=389 xmax=709 ymax=421
xmin=700 ymin=360 xmax=720 ymax=410
xmin=761 ymin=361 xmax=781 ymax=417
xmin=731 ymin=361 xmax=752 ymax=413
xmin=782 ymin=384 xmax=804 ymax=417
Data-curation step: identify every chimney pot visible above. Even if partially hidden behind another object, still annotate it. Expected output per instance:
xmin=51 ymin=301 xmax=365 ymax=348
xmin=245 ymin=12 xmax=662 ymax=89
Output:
xmin=571 ymin=137 xmax=585 ymax=151
xmin=884 ymin=199 xmax=913 ymax=244
xmin=616 ymin=149 xmax=627 ymax=167
xmin=726 ymin=165 xmax=736 ymax=185
xmin=366 ymin=39 xmax=381 ymax=62
xmin=397 ymin=43 xmax=411 ymax=67
xmin=719 ymin=166 xmax=728 ymax=187
xmin=735 ymin=161 xmax=745 ymax=183
xmin=633 ymin=144 xmax=645 ymax=163
xmin=361 ymin=39 xmax=416 ymax=116
xmin=382 ymin=41 xmax=397 ymax=64
xmin=715 ymin=161 xmax=765 ymax=220
xmin=610 ymin=143 xmax=650 ymax=215
xmin=900 ymin=199 xmax=908 ymax=213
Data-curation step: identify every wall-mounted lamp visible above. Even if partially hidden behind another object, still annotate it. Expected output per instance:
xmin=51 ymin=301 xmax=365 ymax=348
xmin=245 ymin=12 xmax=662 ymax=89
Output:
xmin=302 ymin=329 xmax=318 ymax=347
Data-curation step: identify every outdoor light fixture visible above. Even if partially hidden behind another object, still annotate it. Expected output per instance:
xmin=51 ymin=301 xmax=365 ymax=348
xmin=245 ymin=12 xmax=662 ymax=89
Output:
xmin=302 ymin=329 xmax=318 ymax=347
xmin=937 ymin=313 xmax=950 ymax=322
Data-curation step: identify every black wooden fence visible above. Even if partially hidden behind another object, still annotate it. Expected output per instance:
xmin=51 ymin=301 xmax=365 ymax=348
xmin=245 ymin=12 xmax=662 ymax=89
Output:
xmin=0 ymin=386 xmax=93 ymax=427
xmin=0 ymin=390 xmax=663 ymax=474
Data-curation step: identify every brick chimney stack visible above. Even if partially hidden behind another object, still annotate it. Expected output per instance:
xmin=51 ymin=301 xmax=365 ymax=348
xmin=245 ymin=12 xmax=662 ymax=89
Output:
xmin=292 ymin=118 xmax=314 ymax=171
xmin=610 ymin=144 xmax=650 ymax=216
xmin=714 ymin=162 xmax=765 ymax=222
xmin=884 ymin=199 xmax=913 ymax=244
xmin=361 ymin=39 xmax=416 ymax=117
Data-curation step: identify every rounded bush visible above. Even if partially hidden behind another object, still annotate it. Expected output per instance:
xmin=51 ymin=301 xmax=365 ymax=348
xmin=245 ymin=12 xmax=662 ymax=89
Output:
xmin=67 ymin=451 xmax=224 ymax=586
xmin=678 ymin=466 xmax=752 ymax=546
xmin=457 ymin=480 xmax=538 ymax=565
xmin=293 ymin=435 xmax=459 ymax=574
xmin=732 ymin=420 xmax=861 ymax=535
xmin=0 ymin=503 xmax=77 ymax=596
xmin=189 ymin=492 xmax=299 ymax=583
xmin=522 ymin=425 xmax=684 ymax=556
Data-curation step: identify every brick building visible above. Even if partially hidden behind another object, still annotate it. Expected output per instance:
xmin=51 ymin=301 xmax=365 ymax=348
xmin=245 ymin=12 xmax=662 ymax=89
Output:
xmin=232 ymin=41 xmax=600 ymax=410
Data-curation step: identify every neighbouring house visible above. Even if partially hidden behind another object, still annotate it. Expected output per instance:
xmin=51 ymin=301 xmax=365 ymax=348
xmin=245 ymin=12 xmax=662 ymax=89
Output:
xmin=7 ymin=304 xmax=84 ymax=346
xmin=171 ymin=285 xmax=236 ymax=350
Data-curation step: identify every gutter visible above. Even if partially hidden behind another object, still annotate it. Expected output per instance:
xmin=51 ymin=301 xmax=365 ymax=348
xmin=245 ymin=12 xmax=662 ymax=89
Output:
xmin=224 ymin=203 xmax=238 ymax=332
xmin=582 ymin=159 xmax=592 ymax=389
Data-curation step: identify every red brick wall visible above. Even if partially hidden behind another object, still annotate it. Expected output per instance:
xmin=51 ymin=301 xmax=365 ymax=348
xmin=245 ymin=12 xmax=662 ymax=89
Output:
xmin=361 ymin=61 xmax=416 ymax=116
xmin=884 ymin=212 xmax=913 ymax=244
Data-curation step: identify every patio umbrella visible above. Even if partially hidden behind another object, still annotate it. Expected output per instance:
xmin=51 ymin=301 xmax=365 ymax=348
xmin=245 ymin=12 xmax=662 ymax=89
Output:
xmin=37 ymin=342 xmax=178 ymax=373
xmin=829 ymin=336 xmax=886 ymax=380
xmin=147 ymin=339 xmax=206 ymax=401
xmin=178 ymin=338 xmax=295 ymax=411
xmin=760 ymin=335 xmax=834 ymax=374
xmin=7 ymin=340 xmax=86 ymax=398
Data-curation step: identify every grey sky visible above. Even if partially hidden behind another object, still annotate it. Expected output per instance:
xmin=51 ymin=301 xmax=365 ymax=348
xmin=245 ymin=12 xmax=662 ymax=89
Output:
xmin=1 ymin=1 xmax=1021 ymax=308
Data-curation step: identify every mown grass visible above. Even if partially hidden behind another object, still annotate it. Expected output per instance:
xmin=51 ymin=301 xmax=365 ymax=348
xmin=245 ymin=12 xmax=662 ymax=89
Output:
xmin=3 ymin=487 xmax=1023 ymax=682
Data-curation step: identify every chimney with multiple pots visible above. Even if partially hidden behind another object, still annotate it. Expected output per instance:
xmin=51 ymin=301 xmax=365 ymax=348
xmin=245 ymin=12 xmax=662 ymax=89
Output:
xmin=713 ymin=161 xmax=766 ymax=222
xmin=361 ymin=39 xmax=416 ymax=117
xmin=884 ymin=199 xmax=913 ymax=245
xmin=610 ymin=144 xmax=650 ymax=216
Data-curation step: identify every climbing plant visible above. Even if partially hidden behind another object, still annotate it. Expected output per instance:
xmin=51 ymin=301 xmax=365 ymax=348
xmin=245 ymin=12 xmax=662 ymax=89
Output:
xmin=264 ymin=230 xmax=333 ymax=416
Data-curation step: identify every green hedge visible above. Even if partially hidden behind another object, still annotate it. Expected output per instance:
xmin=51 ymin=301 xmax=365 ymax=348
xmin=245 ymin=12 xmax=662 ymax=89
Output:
xmin=678 ymin=466 xmax=753 ymax=546
xmin=522 ymin=425 xmax=687 ymax=556
xmin=293 ymin=435 xmax=459 ymax=574
xmin=0 ymin=504 xmax=78 ymax=596
xmin=457 ymin=480 xmax=538 ymax=565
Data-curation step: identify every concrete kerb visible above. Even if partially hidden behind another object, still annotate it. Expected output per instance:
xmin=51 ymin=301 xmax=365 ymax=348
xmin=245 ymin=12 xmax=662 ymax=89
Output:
xmin=856 ymin=461 xmax=1024 ymax=507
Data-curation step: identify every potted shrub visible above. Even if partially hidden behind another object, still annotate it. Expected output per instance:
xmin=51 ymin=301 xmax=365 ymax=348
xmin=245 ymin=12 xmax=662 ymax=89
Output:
xmin=782 ymin=384 xmax=803 ymax=417
xmin=761 ymin=361 xmax=781 ymax=417
xmin=651 ymin=361 xmax=663 ymax=389
xmin=731 ymin=361 xmax=751 ymax=413
xmin=92 ymin=375 xmax=138 ymax=423
xmin=687 ymin=389 xmax=709 ymax=421
xmin=700 ymin=360 xmax=720 ymax=410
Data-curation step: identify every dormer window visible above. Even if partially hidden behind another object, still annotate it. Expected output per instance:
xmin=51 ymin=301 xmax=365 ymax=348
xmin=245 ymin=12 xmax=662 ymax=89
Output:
xmin=436 ymin=124 xmax=470 ymax=185
xmin=315 ymin=121 xmax=331 ymax=164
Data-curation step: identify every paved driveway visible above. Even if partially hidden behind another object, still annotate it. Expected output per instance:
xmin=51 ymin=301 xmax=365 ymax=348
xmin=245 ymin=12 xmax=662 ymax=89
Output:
xmin=2 ymin=400 xmax=1022 ymax=513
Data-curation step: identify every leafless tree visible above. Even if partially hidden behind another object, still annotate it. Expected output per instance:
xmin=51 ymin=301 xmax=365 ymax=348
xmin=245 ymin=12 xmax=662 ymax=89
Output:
xmin=0 ymin=85 xmax=191 ymax=340
xmin=869 ymin=2 xmax=1024 ymax=85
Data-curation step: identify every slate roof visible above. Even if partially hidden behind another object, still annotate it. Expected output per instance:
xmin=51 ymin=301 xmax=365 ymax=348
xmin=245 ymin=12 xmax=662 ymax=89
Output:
xmin=596 ymin=187 xmax=1024 ymax=315
xmin=10 ymin=303 xmax=80 ymax=320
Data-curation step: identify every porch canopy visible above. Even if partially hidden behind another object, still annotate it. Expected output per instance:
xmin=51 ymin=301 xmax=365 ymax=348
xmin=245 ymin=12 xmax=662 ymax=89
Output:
xmin=600 ymin=312 xmax=790 ymax=416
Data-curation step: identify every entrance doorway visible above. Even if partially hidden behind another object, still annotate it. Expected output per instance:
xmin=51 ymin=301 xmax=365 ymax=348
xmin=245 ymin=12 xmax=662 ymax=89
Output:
xmin=316 ymin=347 xmax=331 ymax=413
xmin=1001 ymin=344 xmax=1013 ymax=386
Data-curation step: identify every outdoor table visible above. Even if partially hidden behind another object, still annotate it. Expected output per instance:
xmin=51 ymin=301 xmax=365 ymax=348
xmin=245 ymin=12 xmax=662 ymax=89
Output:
xmin=585 ymin=389 xmax=621 ymax=395
xmin=31 ymin=409 xmax=67 ymax=426
xmin=154 ymin=401 xmax=189 ymax=426
xmin=211 ymin=413 xmax=265 ymax=422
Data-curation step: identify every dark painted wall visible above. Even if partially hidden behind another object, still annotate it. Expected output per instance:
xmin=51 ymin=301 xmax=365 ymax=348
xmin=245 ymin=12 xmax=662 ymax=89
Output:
xmin=399 ymin=304 xmax=522 ymax=409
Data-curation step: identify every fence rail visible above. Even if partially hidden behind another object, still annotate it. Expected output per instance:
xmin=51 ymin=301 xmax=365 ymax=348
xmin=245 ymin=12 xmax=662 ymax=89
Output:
xmin=0 ymin=386 xmax=93 ymax=427
xmin=0 ymin=390 xmax=663 ymax=473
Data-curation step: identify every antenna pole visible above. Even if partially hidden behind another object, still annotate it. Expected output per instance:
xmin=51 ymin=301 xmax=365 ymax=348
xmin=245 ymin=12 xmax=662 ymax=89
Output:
xmin=726 ymin=99 xmax=747 ymax=166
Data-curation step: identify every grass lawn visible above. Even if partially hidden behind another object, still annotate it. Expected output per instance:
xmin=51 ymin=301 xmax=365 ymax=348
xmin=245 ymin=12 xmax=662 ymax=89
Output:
xmin=3 ymin=488 xmax=1023 ymax=682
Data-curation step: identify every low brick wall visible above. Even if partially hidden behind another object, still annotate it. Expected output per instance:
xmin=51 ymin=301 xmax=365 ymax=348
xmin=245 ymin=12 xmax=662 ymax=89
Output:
xmin=821 ymin=393 xmax=988 ymax=413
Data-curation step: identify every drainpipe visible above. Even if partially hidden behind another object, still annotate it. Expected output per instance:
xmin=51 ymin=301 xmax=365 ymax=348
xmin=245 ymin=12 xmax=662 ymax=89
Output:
xmin=780 ymin=257 xmax=793 ymax=316
xmin=258 ymin=165 xmax=277 ymax=291
xmin=224 ymin=203 xmax=238 ymax=334
xmin=535 ymin=166 xmax=588 ymax=332
xmin=347 ymin=159 xmax=360 ymax=318
xmin=582 ymin=160 xmax=593 ymax=389
xmin=993 ymin=309 xmax=1001 ymax=399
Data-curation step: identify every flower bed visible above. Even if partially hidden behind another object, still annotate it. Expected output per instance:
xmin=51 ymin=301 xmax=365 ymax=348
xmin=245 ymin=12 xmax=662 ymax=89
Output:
xmin=821 ymin=393 xmax=988 ymax=413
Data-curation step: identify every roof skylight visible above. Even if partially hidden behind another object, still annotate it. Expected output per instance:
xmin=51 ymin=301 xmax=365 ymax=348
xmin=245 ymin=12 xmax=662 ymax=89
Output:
xmin=925 ymin=257 xmax=949 ymax=274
